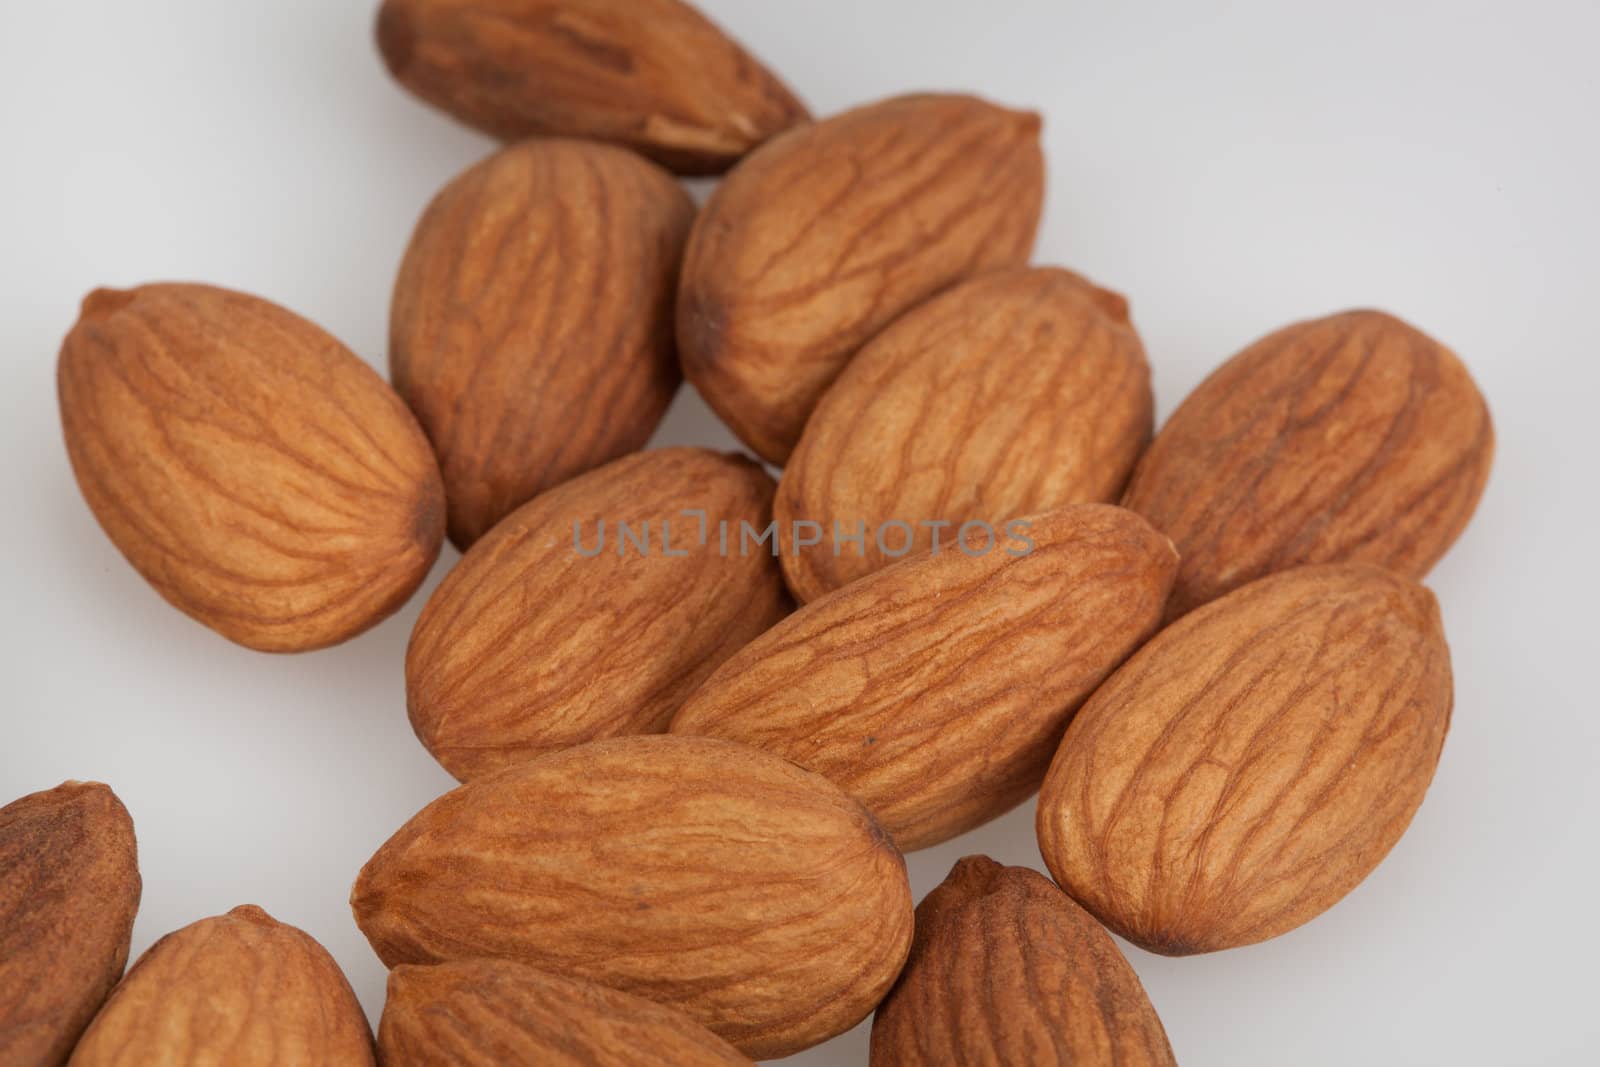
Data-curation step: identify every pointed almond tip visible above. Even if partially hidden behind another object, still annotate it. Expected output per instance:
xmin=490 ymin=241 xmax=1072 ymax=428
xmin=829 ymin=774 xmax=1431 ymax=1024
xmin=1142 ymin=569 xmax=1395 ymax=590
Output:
xmin=21 ymin=780 xmax=126 ymax=816
xmin=79 ymin=287 xmax=138 ymax=324
xmin=54 ymin=779 xmax=112 ymax=795
xmin=1401 ymin=575 xmax=1445 ymax=634
xmin=946 ymin=854 xmax=1007 ymax=894
xmin=1092 ymin=284 xmax=1132 ymax=325
xmin=226 ymin=904 xmax=277 ymax=926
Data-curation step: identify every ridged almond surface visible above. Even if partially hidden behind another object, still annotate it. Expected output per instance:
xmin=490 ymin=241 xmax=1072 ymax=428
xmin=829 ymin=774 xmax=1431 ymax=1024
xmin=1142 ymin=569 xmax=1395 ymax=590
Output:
xmin=406 ymin=447 xmax=790 ymax=780
xmin=375 ymin=0 xmax=808 ymax=175
xmin=58 ymin=284 xmax=446 ymax=653
xmin=777 ymin=267 xmax=1152 ymax=602
xmin=1122 ymin=309 xmax=1494 ymax=619
xmin=351 ymin=734 xmax=914 ymax=1059
xmin=678 ymin=93 xmax=1046 ymax=463
xmin=0 ymin=782 xmax=140 ymax=1067
xmin=68 ymin=905 xmax=374 ymax=1066
xmin=671 ymin=505 xmax=1179 ymax=851
xmin=391 ymin=138 xmax=696 ymax=548
xmin=1037 ymin=564 xmax=1453 ymax=955
xmin=871 ymin=856 xmax=1176 ymax=1067
xmin=379 ymin=959 xmax=752 ymax=1066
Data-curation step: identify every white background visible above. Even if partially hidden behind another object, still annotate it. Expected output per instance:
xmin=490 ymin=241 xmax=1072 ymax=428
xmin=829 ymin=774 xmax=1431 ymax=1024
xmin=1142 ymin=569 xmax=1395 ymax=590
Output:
xmin=3 ymin=1 xmax=1597 ymax=1063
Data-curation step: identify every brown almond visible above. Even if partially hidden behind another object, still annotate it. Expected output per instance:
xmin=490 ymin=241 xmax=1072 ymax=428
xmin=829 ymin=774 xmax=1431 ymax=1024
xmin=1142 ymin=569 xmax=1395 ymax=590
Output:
xmin=58 ymin=283 xmax=445 ymax=653
xmin=671 ymin=504 xmax=1178 ymax=851
xmin=68 ymin=905 xmax=374 ymax=1066
xmin=1037 ymin=564 xmax=1453 ymax=955
xmin=1122 ymin=308 xmax=1494 ymax=619
xmin=391 ymin=138 xmax=696 ymax=548
xmin=406 ymin=447 xmax=790 ymax=781
xmin=379 ymin=959 xmax=753 ymax=1066
xmin=351 ymin=734 xmax=914 ymax=1059
xmin=871 ymin=856 xmax=1176 ymax=1067
xmin=678 ymin=93 xmax=1046 ymax=463
xmin=0 ymin=783 xmax=140 ymax=1067
xmin=375 ymin=0 xmax=808 ymax=175
xmin=776 ymin=266 xmax=1152 ymax=602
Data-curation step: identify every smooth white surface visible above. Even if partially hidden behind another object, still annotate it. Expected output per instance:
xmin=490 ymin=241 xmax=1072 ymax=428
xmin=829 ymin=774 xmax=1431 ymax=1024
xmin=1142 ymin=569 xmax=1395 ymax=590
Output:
xmin=2 ymin=1 xmax=1597 ymax=1063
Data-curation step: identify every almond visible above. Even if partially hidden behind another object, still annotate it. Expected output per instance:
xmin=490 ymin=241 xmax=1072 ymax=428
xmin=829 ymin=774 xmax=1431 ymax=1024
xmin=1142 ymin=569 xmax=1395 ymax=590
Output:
xmin=776 ymin=266 xmax=1152 ymax=602
xmin=406 ymin=447 xmax=789 ymax=780
xmin=391 ymin=138 xmax=696 ymax=548
xmin=1122 ymin=309 xmax=1494 ymax=619
xmin=678 ymin=93 xmax=1046 ymax=463
xmin=68 ymin=905 xmax=374 ymax=1065
xmin=671 ymin=504 xmax=1178 ymax=851
xmin=351 ymin=734 xmax=913 ymax=1059
xmin=871 ymin=856 xmax=1176 ymax=1067
xmin=375 ymin=0 xmax=808 ymax=175
xmin=379 ymin=959 xmax=753 ymax=1066
xmin=1 ymin=783 xmax=139 ymax=1067
xmin=58 ymin=284 xmax=445 ymax=653
xmin=1037 ymin=564 xmax=1453 ymax=955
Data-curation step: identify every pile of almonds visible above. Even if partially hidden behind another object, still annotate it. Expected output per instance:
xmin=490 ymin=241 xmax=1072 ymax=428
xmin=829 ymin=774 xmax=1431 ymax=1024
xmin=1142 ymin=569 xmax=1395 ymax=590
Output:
xmin=6 ymin=0 xmax=1494 ymax=1064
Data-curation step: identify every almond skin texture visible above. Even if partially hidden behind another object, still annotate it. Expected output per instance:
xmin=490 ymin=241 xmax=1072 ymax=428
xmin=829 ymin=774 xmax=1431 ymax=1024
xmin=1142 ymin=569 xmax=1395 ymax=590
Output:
xmin=351 ymin=734 xmax=914 ymax=1059
xmin=777 ymin=267 xmax=1152 ymax=602
xmin=678 ymin=93 xmax=1046 ymax=463
xmin=1037 ymin=564 xmax=1453 ymax=956
xmin=871 ymin=856 xmax=1176 ymax=1067
xmin=68 ymin=905 xmax=374 ymax=1066
xmin=58 ymin=284 xmax=446 ymax=653
xmin=375 ymin=0 xmax=808 ymax=175
xmin=406 ymin=448 xmax=790 ymax=781
xmin=379 ymin=960 xmax=753 ymax=1066
xmin=0 ymin=782 xmax=140 ymax=1067
xmin=671 ymin=505 xmax=1179 ymax=852
xmin=1121 ymin=309 xmax=1494 ymax=619
xmin=391 ymin=139 xmax=696 ymax=548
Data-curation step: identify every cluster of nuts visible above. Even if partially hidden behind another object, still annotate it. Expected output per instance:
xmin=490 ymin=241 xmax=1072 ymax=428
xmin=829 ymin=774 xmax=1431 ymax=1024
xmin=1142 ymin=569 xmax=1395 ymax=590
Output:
xmin=3 ymin=1 xmax=1494 ymax=1064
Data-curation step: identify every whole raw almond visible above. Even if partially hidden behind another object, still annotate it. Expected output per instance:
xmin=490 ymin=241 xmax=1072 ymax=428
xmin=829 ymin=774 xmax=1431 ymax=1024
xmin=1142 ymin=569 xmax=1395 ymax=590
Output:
xmin=68 ymin=905 xmax=374 ymax=1066
xmin=777 ymin=267 xmax=1152 ymax=602
xmin=871 ymin=856 xmax=1176 ymax=1067
xmin=671 ymin=504 xmax=1178 ymax=851
xmin=379 ymin=959 xmax=753 ymax=1066
xmin=678 ymin=93 xmax=1046 ymax=463
xmin=1122 ymin=309 xmax=1494 ymax=619
xmin=0 ymin=782 xmax=139 ymax=1067
xmin=391 ymin=138 xmax=696 ymax=548
xmin=1037 ymin=564 xmax=1453 ymax=955
xmin=375 ymin=0 xmax=808 ymax=175
xmin=58 ymin=284 xmax=445 ymax=653
xmin=351 ymin=734 xmax=914 ymax=1059
xmin=406 ymin=447 xmax=790 ymax=781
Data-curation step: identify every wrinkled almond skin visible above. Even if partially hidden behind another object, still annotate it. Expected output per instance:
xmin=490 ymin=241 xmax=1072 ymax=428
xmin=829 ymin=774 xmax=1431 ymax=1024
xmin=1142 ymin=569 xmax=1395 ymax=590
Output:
xmin=68 ymin=905 xmax=374 ymax=1066
xmin=0 ymin=783 xmax=140 ymax=1067
xmin=777 ymin=267 xmax=1152 ymax=602
xmin=1122 ymin=309 xmax=1494 ymax=619
xmin=672 ymin=505 xmax=1179 ymax=851
xmin=351 ymin=735 xmax=914 ymax=1059
xmin=406 ymin=448 xmax=790 ymax=781
xmin=379 ymin=959 xmax=753 ymax=1066
xmin=871 ymin=857 xmax=1176 ymax=1067
xmin=391 ymin=139 xmax=696 ymax=548
xmin=678 ymin=93 xmax=1046 ymax=463
xmin=1037 ymin=564 xmax=1453 ymax=956
xmin=58 ymin=284 xmax=446 ymax=653
xmin=375 ymin=0 xmax=808 ymax=175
